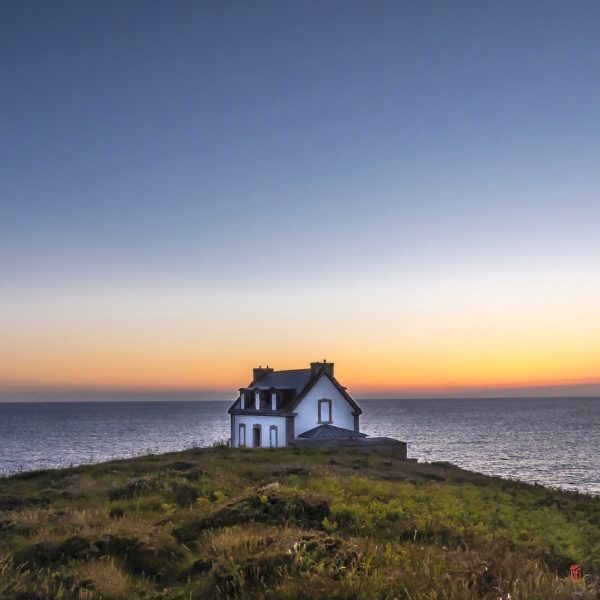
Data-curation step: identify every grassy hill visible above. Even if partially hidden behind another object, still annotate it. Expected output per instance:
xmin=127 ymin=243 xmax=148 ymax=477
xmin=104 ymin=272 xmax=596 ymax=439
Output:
xmin=0 ymin=446 xmax=599 ymax=599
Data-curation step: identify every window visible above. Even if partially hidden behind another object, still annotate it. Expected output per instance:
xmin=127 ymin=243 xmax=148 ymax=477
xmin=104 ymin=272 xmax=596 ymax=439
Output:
xmin=318 ymin=399 xmax=332 ymax=424
xmin=269 ymin=425 xmax=278 ymax=448
xmin=238 ymin=423 xmax=246 ymax=447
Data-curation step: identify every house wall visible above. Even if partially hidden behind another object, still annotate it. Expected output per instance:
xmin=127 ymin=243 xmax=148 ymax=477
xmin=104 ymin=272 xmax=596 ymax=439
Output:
xmin=231 ymin=415 xmax=288 ymax=448
xmin=294 ymin=376 xmax=355 ymax=435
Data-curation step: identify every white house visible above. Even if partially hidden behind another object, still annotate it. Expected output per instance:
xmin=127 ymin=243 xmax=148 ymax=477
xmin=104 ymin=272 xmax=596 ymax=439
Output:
xmin=228 ymin=361 xmax=365 ymax=448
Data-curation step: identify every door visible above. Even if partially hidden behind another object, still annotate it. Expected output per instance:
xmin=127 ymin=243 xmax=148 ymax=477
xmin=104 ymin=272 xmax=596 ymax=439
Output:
xmin=269 ymin=425 xmax=278 ymax=448
xmin=252 ymin=425 xmax=261 ymax=447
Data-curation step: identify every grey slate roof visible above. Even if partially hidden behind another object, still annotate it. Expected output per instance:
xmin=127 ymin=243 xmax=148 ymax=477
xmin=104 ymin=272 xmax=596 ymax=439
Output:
xmin=228 ymin=366 xmax=362 ymax=417
xmin=297 ymin=424 xmax=367 ymax=439
xmin=249 ymin=369 xmax=312 ymax=392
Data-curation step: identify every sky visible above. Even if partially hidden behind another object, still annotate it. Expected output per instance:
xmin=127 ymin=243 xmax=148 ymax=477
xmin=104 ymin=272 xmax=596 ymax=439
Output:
xmin=1 ymin=1 xmax=599 ymax=399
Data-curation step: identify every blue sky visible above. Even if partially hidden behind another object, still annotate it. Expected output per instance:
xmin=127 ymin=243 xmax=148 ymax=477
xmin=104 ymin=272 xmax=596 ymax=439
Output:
xmin=1 ymin=1 xmax=599 ymax=395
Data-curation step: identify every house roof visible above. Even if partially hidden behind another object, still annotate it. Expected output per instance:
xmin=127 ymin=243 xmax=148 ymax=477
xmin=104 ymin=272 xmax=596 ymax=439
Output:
xmin=297 ymin=424 xmax=367 ymax=439
xmin=248 ymin=369 xmax=312 ymax=393
xmin=227 ymin=366 xmax=362 ymax=417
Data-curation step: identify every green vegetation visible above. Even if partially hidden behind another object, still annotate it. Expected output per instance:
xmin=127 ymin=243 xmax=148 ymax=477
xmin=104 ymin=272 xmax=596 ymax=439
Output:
xmin=0 ymin=446 xmax=599 ymax=599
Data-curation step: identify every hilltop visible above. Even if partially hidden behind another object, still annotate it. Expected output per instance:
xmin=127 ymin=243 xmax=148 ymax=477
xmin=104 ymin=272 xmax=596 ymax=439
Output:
xmin=0 ymin=446 xmax=599 ymax=599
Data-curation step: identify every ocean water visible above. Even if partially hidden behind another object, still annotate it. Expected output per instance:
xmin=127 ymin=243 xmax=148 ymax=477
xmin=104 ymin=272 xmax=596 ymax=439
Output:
xmin=0 ymin=397 xmax=598 ymax=494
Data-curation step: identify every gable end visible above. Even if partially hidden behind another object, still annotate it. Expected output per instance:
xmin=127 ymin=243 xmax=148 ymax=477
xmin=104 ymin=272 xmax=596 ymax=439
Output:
xmin=289 ymin=372 xmax=362 ymax=415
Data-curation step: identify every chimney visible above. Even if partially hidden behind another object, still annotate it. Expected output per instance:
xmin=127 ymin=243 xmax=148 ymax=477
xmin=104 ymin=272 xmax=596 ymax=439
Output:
xmin=253 ymin=365 xmax=274 ymax=382
xmin=310 ymin=360 xmax=334 ymax=378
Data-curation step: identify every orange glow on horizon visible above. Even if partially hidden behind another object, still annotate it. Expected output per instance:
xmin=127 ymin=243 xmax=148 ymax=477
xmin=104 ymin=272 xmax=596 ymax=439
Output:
xmin=2 ymin=266 xmax=599 ymax=396
xmin=2 ymin=348 xmax=599 ymax=397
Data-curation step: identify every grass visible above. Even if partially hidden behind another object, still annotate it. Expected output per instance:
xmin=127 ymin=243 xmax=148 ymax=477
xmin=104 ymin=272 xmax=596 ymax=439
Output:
xmin=0 ymin=446 xmax=598 ymax=599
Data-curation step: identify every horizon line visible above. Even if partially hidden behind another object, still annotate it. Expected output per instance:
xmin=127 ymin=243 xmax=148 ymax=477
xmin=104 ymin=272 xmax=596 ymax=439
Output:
xmin=1 ymin=386 xmax=599 ymax=402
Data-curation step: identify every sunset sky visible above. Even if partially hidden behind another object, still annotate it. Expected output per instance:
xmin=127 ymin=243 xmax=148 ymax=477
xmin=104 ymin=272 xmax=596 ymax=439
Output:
xmin=1 ymin=1 xmax=599 ymax=399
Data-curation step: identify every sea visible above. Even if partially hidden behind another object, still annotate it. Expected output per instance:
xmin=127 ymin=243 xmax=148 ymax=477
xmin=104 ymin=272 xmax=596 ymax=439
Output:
xmin=0 ymin=397 xmax=598 ymax=495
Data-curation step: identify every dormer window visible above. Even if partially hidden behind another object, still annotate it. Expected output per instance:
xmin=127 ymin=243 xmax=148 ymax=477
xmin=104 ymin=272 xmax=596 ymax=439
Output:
xmin=318 ymin=399 xmax=332 ymax=424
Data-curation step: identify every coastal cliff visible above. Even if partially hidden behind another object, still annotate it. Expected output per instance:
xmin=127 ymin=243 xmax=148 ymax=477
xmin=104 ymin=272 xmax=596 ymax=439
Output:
xmin=1 ymin=447 xmax=598 ymax=599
